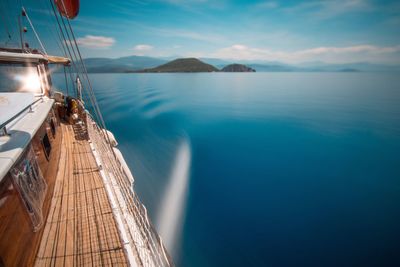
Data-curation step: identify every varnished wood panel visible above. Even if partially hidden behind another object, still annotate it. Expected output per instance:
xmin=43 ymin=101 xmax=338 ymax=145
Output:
xmin=0 ymin=108 xmax=62 ymax=267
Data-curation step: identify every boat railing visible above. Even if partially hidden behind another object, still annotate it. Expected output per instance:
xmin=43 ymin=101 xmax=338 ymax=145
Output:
xmin=0 ymin=96 xmax=43 ymax=135
xmin=85 ymin=113 xmax=173 ymax=267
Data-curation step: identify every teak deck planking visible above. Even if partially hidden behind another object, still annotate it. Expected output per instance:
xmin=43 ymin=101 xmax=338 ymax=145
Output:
xmin=35 ymin=124 xmax=128 ymax=267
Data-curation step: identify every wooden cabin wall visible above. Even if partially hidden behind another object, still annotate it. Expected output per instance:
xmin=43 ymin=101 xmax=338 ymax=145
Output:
xmin=0 ymin=107 xmax=62 ymax=267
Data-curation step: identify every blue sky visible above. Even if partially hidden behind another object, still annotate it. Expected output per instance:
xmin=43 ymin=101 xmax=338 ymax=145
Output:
xmin=1 ymin=0 xmax=400 ymax=64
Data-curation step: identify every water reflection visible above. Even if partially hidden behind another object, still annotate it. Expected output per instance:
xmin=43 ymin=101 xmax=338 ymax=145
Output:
xmin=157 ymin=137 xmax=191 ymax=257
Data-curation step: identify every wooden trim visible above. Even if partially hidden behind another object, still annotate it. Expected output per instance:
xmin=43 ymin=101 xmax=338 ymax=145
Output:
xmin=0 ymin=107 xmax=62 ymax=267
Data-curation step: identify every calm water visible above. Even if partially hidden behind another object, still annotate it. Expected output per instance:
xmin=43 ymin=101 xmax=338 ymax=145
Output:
xmin=55 ymin=72 xmax=400 ymax=266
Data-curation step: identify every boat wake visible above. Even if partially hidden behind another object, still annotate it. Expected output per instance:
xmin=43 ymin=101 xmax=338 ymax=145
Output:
xmin=156 ymin=137 xmax=191 ymax=258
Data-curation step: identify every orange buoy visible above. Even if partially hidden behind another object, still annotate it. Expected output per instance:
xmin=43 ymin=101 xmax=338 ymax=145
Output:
xmin=54 ymin=0 xmax=80 ymax=19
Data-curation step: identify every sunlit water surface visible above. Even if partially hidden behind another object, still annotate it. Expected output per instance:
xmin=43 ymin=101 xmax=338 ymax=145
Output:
xmin=53 ymin=72 xmax=400 ymax=266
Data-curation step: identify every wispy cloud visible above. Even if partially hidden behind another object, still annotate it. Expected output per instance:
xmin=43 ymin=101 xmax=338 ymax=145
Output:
xmin=166 ymin=29 xmax=224 ymax=43
xmin=211 ymin=44 xmax=400 ymax=64
xmin=160 ymin=0 xmax=226 ymax=10
xmin=285 ymin=0 xmax=372 ymax=19
xmin=162 ymin=0 xmax=208 ymax=4
xmin=132 ymin=44 xmax=154 ymax=55
xmin=45 ymin=0 xmax=400 ymax=60
xmin=76 ymin=35 xmax=115 ymax=48
xmin=142 ymin=26 xmax=227 ymax=44
xmin=79 ymin=14 xmax=228 ymax=44
xmin=254 ymin=1 xmax=279 ymax=9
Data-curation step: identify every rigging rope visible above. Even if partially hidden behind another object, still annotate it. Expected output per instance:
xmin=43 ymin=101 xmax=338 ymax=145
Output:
xmin=40 ymin=0 xmax=69 ymax=59
xmin=47 ymin=0 xmax=96 ymax=123
xmin=58 ymin=0 xmax=117 ymax=157
xmin=46 ymin=2 xmax=171 ymax=262
xmin=47 ymin=0 xmax=80 ymax=75
xmin=13 ymin=1 xmax=173 ymax=265
xmin=48 ymin=0 xmax=103 ymax=129
xmin=48 ymin=0 xmax=116 ymax=158
xmin=22 ymin=7 xmax=47 ymax=54
xmin=40 ymin=0 xmax=80 ymax=97
xmin=63 ymin=66 xmax=69 ymax=95
xmin=3 ymin=0 xmax=16 ymax=39
xmin=0 ymin=2 xmax=12 ymax=42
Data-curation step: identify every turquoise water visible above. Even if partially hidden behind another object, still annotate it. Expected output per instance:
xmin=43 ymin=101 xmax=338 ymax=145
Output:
xmin=54 ymin=72 xmax=400 ymax=266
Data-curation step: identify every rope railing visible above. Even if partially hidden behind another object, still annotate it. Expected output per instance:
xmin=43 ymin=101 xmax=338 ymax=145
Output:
xmin=86 ymin=114 xmax=173 ymax=267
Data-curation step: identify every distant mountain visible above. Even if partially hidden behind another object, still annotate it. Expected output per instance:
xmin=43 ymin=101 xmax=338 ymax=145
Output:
xmin=83 ymin=56 xmax=167 ymax=73
xmin=338 ymin=68 xmax=359 ymax=72
xmin=294 ymin=61 xmax=400 ymax=72
xmin=248 ymin=64 xmax=301 ymax=72
xmin=221 ymin=64 xmax=256 ymax=72
xmin=201 ymin=59 xmax=305 ymax=72
xmin=79 ymin=55 xmax=400 ymax=73
xmin=247 ymin=63 xmax=358 ymax=72
xmin=203 ymin=59 xmax=400 ymax=72
xmin=138 ymin=58 xmax=219 ymax=73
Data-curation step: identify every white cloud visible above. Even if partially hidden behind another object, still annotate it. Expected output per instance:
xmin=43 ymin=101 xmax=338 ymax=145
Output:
xmin=76 ymin=35 xmax=115 ymax=48
xmin=211 ymin=44 xmax=400 ymax=64
xmin=131 ymin=44 xmax=154 ymax=56
xmin=133 ymin=44 xmax=154 ymax=51
xmin=160 ymin=29 xmax=226 ymax=43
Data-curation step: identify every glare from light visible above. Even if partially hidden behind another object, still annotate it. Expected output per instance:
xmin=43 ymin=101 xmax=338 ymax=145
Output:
xmin=15 ymin=71 xmax=42 ymax=93
xmin=157 ymin=138 xmax=191 ymax=258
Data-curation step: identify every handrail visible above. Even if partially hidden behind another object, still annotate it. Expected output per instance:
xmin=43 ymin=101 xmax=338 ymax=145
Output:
xmin=0 ymin=97 xmax=43 ymax=132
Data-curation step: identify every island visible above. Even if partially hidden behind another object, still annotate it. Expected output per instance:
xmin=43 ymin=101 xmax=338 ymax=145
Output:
xmin=221 ymin=64 xmax=256 ymax=72
xmin=137 ymin=58 xmax=219 ymax=73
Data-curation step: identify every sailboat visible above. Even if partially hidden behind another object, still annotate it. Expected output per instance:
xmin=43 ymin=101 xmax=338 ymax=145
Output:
xmin=0 ymin=1 xmax=173 ymax=266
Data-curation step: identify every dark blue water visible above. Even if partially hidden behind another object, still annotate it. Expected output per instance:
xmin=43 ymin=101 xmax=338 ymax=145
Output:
xmin=54 ymin=72 xmax=400 ymax=266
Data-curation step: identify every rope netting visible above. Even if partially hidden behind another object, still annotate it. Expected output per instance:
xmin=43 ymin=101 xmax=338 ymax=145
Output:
xmin=86 ymin=115 xmax=173 ymax=267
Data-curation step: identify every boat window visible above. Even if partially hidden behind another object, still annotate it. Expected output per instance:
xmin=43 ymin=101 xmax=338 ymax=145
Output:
xmin=41 ymin=133 xmax=52 ymax=160
xmin=50 ymin=118 xmax=56 ymax=137
xmin=10 ymin=145 xmax=47 ymax=232
xmin=0 ymin=64 xmax=43 ymax=94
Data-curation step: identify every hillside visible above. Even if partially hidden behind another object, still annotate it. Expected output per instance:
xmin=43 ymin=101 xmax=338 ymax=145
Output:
xmin=139 ymin=58 xmax=219 ymax=73
xmin=221 ymin=64 xmax=256 ymax=72
xmin=83 ymin=56 xmax=167 ymax=73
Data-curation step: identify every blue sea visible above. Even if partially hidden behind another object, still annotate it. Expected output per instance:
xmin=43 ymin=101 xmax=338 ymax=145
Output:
xmin=54 ymin=72 xmax=400 ymax=266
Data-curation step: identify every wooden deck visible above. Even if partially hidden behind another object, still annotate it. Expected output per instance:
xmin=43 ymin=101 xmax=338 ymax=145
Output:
xmin=35 ymin=124 xmax=128 ymax=266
